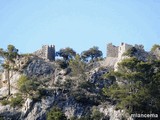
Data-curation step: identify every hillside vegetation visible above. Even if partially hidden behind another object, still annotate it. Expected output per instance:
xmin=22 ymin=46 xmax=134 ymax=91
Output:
xmin=0 ymin=44 xmax=160 ymax=120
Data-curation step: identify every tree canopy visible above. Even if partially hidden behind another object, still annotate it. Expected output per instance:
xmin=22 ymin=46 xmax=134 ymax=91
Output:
xmin=47 ymin=107 xmax=67 ymax=120
xmin=0 ymin=45 xmax=19 ymax=95
xmin=81 ymin=46 xmax=102 ymax=62
xmin=103 ymin=57 xmax=160 ymax=114
xmin=69 ymin=54 xmax=86 ymax=76
xmin=151 ymin=44 xmax=160 ymax=52
xmin=0 ymin=45 xmax=18 ymax=62
xmin=56 ymin=47 xmax=76 ymax=61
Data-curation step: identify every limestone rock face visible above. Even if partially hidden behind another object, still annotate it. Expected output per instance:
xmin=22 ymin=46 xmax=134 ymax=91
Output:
xmin=0 ymin=87 xmax=8 ymax=98
xmin=23 ymin=58 xmax=54 ymax=77
xmin=152 ymin=47 xmax=160 ymax=59
xmin=0 ymin=56 xmax=133 ymax=120
xmin=99 ymin=105 xmax=133 ymax=120
xmin=21 ymin=98 xmax=33 ymax=118
xmin=21 ymin=96 xmax=55 ymax=120
xmin=0 ymin=105 xmax=21 ymax=120
xmin=20 ymin=92 xmax=86 ymax=119
xmin=0 ymin=71 xmax=20 ymax=97
xmin=104 ymin=57 xmax=118 ymax=67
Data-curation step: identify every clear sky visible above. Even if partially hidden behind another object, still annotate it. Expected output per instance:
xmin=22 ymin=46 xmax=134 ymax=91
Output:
xmin=0 ymin=0 xmax=160 ymax=57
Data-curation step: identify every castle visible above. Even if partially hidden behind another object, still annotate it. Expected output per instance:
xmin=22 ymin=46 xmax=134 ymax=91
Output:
xmin=105 ymin=42 xmax=133 ymax=69
xmin=33 ymin=43 xmax=132 ymax=63
xmin=107 ymin=42 xmax=133 ymax=59
xmin=0 ymin=45 xmax=56 ymax=88
xmin=34 ymin=45 xmax=55 ymax=61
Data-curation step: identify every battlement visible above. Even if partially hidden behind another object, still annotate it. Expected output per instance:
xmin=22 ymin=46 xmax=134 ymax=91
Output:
xmin=34 ymin=45 xmax=55 ymax=61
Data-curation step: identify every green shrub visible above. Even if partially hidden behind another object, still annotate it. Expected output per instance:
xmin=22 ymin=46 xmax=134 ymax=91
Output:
xmin=38 ymin=88 xmax=48 ymax=97
xmin=123 ymin=47 xmax=137 ymax=57
xmin=0 ymin=99 xmax=10 ymax=105
xmin=0 ymin=116 xmax=4 ymax=120
xmin=73 ymin=90 xmax=99 ymax=106
xmin=30 ymin=91 xmax=42 ymax=102
xmin=17 ymin=75 xmax=39 ymax=96
xmin=47 ymin=107 xmax=67 ymax=120
xmin=10 ymin=95 xmax=23 ymax=107
xmin=56 ymin=59 xmax=68 ymax=69
xmin=17 ymin=75 xmax=29 ymax=89
xmin=151 ymin=44 xmax=160 ymax=52
xmin=79 ymin=81 xmax=91 ymax=89
xmin=91 ymin=109 xmax=105 ymax=120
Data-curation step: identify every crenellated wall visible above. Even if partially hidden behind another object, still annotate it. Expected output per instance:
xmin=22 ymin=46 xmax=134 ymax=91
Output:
xmin=34 ymin=45 xmax=55 ymax=61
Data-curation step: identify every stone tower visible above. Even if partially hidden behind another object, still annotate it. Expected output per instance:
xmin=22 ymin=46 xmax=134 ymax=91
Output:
xmin=34 ymin=45 xmax=55 ymax=61
xmin=107 ymin=43 xmax=118 ymax=57
xmin=106 ymin=42 xmax=133 ymax=58
xmin=46 ymin=45 xmax=55 ymax=61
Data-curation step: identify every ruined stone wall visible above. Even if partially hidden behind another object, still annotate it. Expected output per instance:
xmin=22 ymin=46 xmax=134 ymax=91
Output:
xmin=107 ymin=42 xmax=133 ymax=58
xmin=34 ymin=45 xmax=55 ymax=61
xmin=107 ymin=43 xmax=118 ymax=57
xmin=118 ymin=43 xmax=133 ymax=59
xmin=106 ymin=42 xmax=133 ymax=70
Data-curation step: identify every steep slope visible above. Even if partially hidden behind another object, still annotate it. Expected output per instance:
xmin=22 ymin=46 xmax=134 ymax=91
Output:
xmin=0 ymin=56 xmax=132 ymax=120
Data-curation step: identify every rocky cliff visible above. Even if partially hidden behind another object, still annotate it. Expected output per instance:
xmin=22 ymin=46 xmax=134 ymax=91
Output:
xmin=0 ymin=55 xmax=133 ymax=120
xmin=1 ymin=44 xmax=159 ymax=120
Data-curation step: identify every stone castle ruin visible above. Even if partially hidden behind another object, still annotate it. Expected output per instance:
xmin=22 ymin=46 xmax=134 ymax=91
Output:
xmin=0 ymin=45 xmax=56 ymax=91
xmin=105 ymin=42 xmax=133 ymax=69
xmin=107 ymin=43 xmax=118 ymax=57
xmin=105 ymin=42 xmax=159 ymax=70
xmin=33 ymin=43 xmax=132 ymax=63
xmin=107 ymin=42 xmax=133 ymax=58
xmin=118 ymin=42 xmax=133 ymax=59
xmin=31 ymin=43 xmax=134 ymax=70
xmin=34 ymin=45 xmax=55 ymax=61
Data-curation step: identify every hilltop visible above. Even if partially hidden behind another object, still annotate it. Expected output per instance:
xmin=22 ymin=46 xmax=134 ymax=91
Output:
xmin=0 ymin=43 xmax=160 ymax=120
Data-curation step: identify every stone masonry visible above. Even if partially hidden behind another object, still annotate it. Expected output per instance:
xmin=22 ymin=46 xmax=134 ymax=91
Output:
xmin=107 ymin=43 xmax=118 ymax=57
xmin=34 ymin=45 xmax=55 ymax=61
xmin=118 ymin=42 xmax=133 ymax=59
xmin=107 ymin=42 xmax=133 ymax=59
xmin=106 ymin=42 xmax=133 ymax=70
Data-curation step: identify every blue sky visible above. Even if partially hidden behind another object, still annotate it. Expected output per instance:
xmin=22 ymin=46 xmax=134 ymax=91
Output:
xmin=0 ymin=0 xmax=160 ymax=57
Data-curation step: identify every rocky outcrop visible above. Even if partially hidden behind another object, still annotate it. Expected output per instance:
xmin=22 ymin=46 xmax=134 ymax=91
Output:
xmin=0 ymin=56 xmax=132 ymax=120
xmin=23 ymin=58 xmax=54 ymax=77
xmin=152 ymin=47 xmax=160 ymax=59
xmin=104 ymin=57 xmax=118 ymax=68
xmin=0 ymin=105 xmax=21 ymax=120
xmin=99 ymin=104 xmax=132 ymax=120
xmin=0 ymin=71 xmax=20 ymax=97
xmin=20 ymin=96 xmax=55 ymax=120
